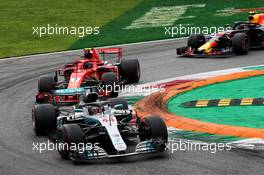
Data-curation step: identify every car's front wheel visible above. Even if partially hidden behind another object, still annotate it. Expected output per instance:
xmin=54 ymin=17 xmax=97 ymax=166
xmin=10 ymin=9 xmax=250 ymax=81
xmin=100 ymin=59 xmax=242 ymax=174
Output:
xmin=187 ymin=34 xmax=206 ymax=49
xmin=138 ymin=116 xmax=168 ymax=151
xmin=32 ymin=104 xmax=57 ymax=135
xmin=232 ymin=33 xmax=249 ymax=55
xmin=57 ymin=124 xmax=84 ymax=159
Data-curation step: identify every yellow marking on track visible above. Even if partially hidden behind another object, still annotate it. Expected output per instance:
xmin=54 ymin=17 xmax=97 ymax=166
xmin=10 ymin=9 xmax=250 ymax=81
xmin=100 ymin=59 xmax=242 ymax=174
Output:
xmin=218 ymin=99 xmax=231 ymax=106
xmin=195 ymin=100 xmax=209 ymax=107
xmin=240 ymin=98 xmax=254 ymax=105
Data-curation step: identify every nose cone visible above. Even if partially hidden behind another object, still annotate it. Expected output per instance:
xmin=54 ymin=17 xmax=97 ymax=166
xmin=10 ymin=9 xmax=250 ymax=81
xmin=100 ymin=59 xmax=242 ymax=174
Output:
xmin=198 ymin=41 xmax=217 ymax=53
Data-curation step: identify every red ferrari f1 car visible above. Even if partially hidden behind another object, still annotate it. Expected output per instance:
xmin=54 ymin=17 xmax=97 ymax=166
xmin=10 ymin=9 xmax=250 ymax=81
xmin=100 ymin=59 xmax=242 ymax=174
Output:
xmin=177 ymin=13 xmax=264 ymax=57
xmin=36 ymin=47 xmax=140 ymax=105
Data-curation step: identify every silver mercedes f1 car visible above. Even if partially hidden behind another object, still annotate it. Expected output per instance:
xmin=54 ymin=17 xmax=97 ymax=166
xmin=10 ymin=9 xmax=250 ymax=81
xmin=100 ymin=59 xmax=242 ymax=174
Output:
xmin=32 ymin=92 xmax=168 ymax=162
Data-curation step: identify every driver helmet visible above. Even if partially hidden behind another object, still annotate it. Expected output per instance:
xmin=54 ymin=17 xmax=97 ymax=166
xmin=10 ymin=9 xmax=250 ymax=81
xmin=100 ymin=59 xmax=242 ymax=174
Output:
xmin=83 ymin=62 xmax=93 ymax=69
xmin=89 ymin=106 xmax=101 ymax=115
xmin=84 ymin=48 xmax=93 ymax=59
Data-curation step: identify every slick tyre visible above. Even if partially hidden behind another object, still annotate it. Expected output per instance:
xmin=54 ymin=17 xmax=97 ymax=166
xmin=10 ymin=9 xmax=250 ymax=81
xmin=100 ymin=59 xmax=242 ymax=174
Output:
xmin=187 ymin=34 xmax=206 ymax=49
xmin=32 ymin=104 xmax=57 ymax=135
xmin=57 ymin=124 xmax=84 ymax=159
xmin=138 ymin=116 xmax=168 ymax=151
xmin=119 ymin=59 xmax=140 ymax=83
xmin=232 ymin=33 xmax=249 ymax=55
xmin=38 ymin=75 xmax=55 ymax=93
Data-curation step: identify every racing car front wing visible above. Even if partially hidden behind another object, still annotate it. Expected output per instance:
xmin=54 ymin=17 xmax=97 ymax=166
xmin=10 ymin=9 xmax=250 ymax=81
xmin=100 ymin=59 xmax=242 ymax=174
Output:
xmin=68 ymin=139 xmax=166 ymax=162
xmin=176 ymin=46 xmax=234 ymax=58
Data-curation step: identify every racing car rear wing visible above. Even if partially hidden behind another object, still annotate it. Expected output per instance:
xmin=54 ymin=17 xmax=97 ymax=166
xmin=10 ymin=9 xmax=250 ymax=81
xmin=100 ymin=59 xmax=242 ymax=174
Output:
xmin=53 ymin=87 xmax=97 ymax=96
xmin=50 ymin=87 xmax=98 ymax=106
xmin=96 ymin=48 xmax=122 ymax=63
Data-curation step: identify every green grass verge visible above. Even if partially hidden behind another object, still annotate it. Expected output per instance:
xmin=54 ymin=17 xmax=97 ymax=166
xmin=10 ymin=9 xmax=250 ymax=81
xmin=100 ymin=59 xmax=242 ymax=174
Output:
xmin=244 ymin=65 xmax=264 ymax=70
xmin=1 ymin=0 xmax=264 ymax=58
xmin=70 ymin=0 xmax=264 ymax=49
xmin=0 ymin=0 xmax=142 ymax=58
xmin=167 ymin=75 xmax=264 ymax=129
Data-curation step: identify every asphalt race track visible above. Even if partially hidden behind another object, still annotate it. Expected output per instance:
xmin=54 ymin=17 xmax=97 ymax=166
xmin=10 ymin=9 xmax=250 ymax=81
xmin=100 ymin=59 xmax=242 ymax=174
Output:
xmin=1 ymin=38 xmax=264 ymax=175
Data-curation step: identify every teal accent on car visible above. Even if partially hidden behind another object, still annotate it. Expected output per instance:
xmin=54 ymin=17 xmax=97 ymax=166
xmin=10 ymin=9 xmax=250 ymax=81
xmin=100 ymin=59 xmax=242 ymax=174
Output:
xmin=53 ymin=87 xmax=85 ymax=96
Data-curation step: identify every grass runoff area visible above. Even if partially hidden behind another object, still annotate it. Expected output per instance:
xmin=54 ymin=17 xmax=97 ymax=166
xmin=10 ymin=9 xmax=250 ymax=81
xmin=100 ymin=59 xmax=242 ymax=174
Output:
xmin=1 ymin=0 xmax=264 ymax=58
xmin=167 ymin=75 xmax=264 ymax=129
xmin=0 ymin=0 xmax=141 ymax=58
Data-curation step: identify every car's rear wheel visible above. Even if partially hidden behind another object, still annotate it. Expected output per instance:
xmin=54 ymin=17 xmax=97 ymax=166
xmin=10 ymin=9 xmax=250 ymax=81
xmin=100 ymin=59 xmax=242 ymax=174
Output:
xmin=38 ymin=75 xmax=55 ymax=93
xmin=57 ymin=124 xmax=84 ymax=159
xmin=102 ymin=72 xmax=118 ymax=98
xmin=232 ymin=33 xmax=249 ymax=55
xmin=138 ymin=116 xmax=168 ymax=151
xmin=119 ymin=59 xmax=140 ymax=83
xmin=187 ymin=34 xmax=206 ymax=49
xmin=32 ymin=104 xmax=57 ymax=135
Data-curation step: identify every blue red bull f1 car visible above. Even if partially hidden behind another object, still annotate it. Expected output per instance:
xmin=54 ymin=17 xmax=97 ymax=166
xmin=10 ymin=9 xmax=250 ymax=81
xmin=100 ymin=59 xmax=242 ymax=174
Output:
xmin=177 ymin=13 xmax=264 ymax=57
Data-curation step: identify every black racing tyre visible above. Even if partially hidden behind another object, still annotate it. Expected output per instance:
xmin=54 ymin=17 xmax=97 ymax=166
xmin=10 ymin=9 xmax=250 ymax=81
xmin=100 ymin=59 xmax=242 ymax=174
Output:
xmin=32 ymin=104 xmax=57 ymax=135
xmin=139 ymin=116 xmax=168 ymax=149
xmin=119 ymin=59 xmax=140 ymax=83
xmin=102 ymin=72 xmax=118 ymax=98
xmin=109 ymin=97 xmax=128 ymax=110
xmin=187 ymin=34 xmax=206 ymax=49
xmin=232 ymin=33 xmax=249 ymax=55
xmin=57 ymin=124 xmax=84 ymax=159
xmin=38 ymin=75 xmax=55 ymax=93
xmin=102 ymin=72 xmax=117 ymax=86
